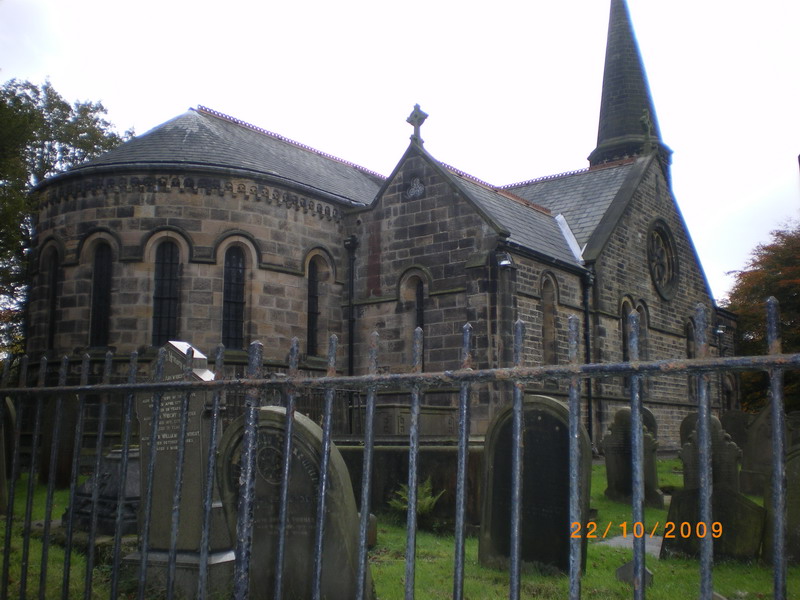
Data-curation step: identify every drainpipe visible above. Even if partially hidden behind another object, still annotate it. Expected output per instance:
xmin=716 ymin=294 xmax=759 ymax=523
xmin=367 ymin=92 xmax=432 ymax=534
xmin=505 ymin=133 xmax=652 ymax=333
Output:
xmin=344 ymin=235 xmax=359 ymax=377
xmin=582 ymin=267 xmax=595 ymax=444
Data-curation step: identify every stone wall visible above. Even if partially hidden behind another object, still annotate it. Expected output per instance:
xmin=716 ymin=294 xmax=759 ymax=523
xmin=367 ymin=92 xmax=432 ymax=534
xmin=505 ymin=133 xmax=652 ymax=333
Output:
xmin=29 ymin=172 xmax=347 ymax=362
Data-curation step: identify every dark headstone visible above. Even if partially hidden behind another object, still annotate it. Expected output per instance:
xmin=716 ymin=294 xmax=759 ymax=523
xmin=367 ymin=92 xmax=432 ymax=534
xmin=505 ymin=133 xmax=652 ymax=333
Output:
xmin=479 ymin=395 xmax=591 ymax=574
xmin=662 ymin=418 xmax=764 ymax=561
xmin=740 ymin=403 xmax=788 ymax=496
xmin=660 ymin=488 xmax=765 ymax=561
xmin=680 ymin=417 xmax=741 ymax=493
xmin=615 ymin=559 xmax=653 ymax=588
xmin=602 ymin=408 xmax=663 ymax=508
xmin=66 ymin=447 xmax=140 ymax=535
xmin=217 ymin=407 xmax=373 ymax=599
xmin=787 ymin=411 xmax=800 ymax=446
xmin=679 ymin=412 xmax=699 ymax=448
xmin=641 ymin=406 xmax=657 ymax=439
xmin=132 ymin=341 xmax=233 ymax=597
xmin=719 ymin=410 xmax=752 ymax=452
xmin=763 ymin=444 xmax=800 ymax=565
xmin=0 ymin=398 xmax=14 ymax=514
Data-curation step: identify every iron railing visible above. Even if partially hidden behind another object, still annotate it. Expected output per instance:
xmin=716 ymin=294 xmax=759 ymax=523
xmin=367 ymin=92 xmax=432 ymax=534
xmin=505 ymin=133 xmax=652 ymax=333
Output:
xmin=0 ymin=299 xmax=797 ymax=599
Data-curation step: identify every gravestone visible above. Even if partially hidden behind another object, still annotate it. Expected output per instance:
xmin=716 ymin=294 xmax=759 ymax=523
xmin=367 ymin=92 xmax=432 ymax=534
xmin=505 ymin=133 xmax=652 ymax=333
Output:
xmin=479 ymin=395 xmax=591 ymax=573
xmin=719 ymin=410 xmax=752 ymax=453
xmin=661 ymin=418 xmax=764 ymax=561
xmin=602 ymin=408 xmax=663 ymax=508
xmin=763 ymin=443 xmax=800 ymax=565
xmin=787 ymin=411 xmax=800 ymax=446
xmin=66 ymin=447 xmax=140 ymax=535
xmin=679 ymin=412 xmax=699 ymax=448
xmin=132 ymin=341 xmax=233 ymax=597
xmin=641 ymin=406 xmax=657 ymax=439
xmin=217 ymin=406 xmax=373 ymax=599
xmin=740 ymin=403 xmax=788 ymax=495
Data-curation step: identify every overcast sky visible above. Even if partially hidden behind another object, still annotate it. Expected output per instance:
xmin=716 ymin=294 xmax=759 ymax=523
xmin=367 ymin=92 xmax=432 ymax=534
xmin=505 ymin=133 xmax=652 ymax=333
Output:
xmin=1 ymin=0 xmax=798 ymax=303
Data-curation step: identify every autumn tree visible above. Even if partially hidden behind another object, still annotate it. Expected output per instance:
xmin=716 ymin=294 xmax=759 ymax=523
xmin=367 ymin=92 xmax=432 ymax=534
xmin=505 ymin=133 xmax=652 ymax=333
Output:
xmin=723 ymin=220 xmax=800 ymax=412
xmin=0 ymin=79 xmax=132 ymax=354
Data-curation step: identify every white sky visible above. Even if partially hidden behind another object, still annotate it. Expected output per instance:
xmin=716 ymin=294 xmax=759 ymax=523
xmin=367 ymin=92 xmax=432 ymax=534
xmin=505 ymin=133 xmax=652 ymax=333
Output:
xmin=1 ymin=0 xmax=798 ymax=303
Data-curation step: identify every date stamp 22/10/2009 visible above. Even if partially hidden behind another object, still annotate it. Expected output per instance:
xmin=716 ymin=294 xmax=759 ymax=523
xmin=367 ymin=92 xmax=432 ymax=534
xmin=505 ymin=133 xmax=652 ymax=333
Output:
xmin=571 ymin=521 xmax=723 ymax=540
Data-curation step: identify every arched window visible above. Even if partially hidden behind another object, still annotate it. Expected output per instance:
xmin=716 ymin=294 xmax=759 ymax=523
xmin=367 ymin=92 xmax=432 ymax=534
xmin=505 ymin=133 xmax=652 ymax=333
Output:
xmin=400 ymin=273 xmax=426 ymax=369
xmin=44 ymin=249 xmax=60 ymax=350
xmin=542 ymin=277 xmax=557 ymax=365
xmin=152 ymin=240 xmax=180 ymax=347
xmin=636 ymin=304 xmax=649 ymax=361
xmin=222 ymin=246 xmax=245 ymax=349
xmin=90 ymin=242 xmax=112 ymax=347
xmin=307 ymin=258 xmax=320 ymax=356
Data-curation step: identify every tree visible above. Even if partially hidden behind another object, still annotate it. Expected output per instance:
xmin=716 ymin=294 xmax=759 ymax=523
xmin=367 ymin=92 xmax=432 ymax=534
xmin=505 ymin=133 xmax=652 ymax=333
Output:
xmin=0 ymin=79 xmax=132 ymax=355
xmin=723 ymin=220 xmax=800 ymax=413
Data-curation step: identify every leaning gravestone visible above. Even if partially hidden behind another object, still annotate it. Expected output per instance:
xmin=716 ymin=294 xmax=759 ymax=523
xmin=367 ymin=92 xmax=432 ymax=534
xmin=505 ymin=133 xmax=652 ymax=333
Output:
xmin=763 ymin=443 xmax=800 ymax=565
xmin=479 ymin=395 xmax=591 ymax=573
xmin=217 ymin=406 xmax=373 ymax=599
xmin=661 ymin=417 xmax=765 ymax=561
xmin=740 ymin=403 xmax=788 ymax=495
xmin=603 ymin=408 xmax=663 ymax=508
xmin=132 ymin=341 xmax=233 ymax=597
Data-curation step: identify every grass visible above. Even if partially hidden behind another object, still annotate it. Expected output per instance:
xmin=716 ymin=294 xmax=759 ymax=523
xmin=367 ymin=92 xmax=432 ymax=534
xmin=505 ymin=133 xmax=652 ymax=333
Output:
xmin=1 ymin=460 xmax=797 ymax=599
xmin=369 ymin=457 xmax=799 ymax=599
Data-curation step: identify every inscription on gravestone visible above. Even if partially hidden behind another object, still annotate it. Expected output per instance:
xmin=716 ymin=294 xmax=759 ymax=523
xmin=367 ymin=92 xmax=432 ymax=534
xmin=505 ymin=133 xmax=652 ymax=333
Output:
xmin=217 ymin=407 xmax=373 ymax=599
xmin=133 ymin=341 xmax=233 ymax=597
xmin=479 ymin=395 xmax=591 ymax=573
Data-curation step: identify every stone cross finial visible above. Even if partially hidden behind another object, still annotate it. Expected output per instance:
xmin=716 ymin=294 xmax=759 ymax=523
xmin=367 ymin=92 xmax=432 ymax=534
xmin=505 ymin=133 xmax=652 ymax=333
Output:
xmin=407 ymin=104 xmax=429 ymax=143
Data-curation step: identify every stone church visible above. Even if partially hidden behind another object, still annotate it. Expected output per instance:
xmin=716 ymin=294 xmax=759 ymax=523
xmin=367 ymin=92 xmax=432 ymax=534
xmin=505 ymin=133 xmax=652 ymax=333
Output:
xmin=26 ymin=0 xmax=736 ymax=449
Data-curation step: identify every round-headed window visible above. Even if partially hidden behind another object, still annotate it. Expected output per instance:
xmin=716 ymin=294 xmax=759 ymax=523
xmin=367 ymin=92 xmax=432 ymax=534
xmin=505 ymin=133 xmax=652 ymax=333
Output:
xmin=647 ymin=220 xmax=679 ymax=299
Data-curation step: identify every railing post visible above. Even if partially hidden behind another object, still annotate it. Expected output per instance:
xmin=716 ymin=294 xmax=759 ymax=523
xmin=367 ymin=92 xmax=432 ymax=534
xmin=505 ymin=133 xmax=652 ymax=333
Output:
xmin=628 ymin=310 xmax=646 ymax=599
xmin=568 ymin=315 xmax=583 ymax=600
xmin=452 ymin=323 xmax=472 ymax=600
xmin=694 ymin=304 xmax=713 ymax=600
xmin=404 ymin=326 xmax=424 ymax=600
xmin=509 ymin=319 xmax=525 ymax=600
xmin=766 ymin=297 xmax=787 ymax=599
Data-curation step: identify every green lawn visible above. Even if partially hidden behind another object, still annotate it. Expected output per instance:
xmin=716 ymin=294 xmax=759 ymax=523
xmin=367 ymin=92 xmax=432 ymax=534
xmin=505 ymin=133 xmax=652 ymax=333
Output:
xmin=369 ymin=458 xmax=798 ymax=599
xmin=1 ymin=460 xmax=797 ymax=599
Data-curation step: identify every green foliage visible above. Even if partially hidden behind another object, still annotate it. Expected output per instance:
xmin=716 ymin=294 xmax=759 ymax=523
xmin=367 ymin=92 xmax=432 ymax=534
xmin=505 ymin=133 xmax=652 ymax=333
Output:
xmin=388 ymin=477 xmax=445 ymax=527
xmin=722 ymin=220 xmax=800 ymax=412
xmin=0 ymin=79 xmax=131 ymax=355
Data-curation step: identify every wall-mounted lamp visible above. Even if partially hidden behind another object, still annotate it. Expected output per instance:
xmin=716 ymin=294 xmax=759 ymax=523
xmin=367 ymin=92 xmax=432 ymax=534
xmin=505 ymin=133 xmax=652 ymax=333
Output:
xmin=497 ymin=252 xmax=514 ymax=268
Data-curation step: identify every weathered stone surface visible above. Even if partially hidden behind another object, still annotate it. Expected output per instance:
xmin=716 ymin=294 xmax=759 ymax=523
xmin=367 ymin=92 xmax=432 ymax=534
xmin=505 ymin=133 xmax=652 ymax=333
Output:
xmin=680 ymin=416 xmax=741 ymax=493
xmin=602 ymin=408 xmax=663 ymax=508
xmin=763 ymin=443 xmax=800 ymax=565
xmin=217 ymin=407 xmax=373 ymax=599
xmin=740 ymin=404 xmax=788 ymax=496
xmin=615 ymin=559 xmax=653 ymax=588
xmin=131 ymin=341 xmax=233 ymax=598
xmin=136 ymin=341 xmax=229 ymax=552
xmin=660 ymin=488 xmax=765 ymax=561
xmin=479 ymin=395 xmax=591 ymax=573
xmin=66 ymin=447 xmax=140 ymax=535
xmin=719 ymin=410 xmax=752 ymax=453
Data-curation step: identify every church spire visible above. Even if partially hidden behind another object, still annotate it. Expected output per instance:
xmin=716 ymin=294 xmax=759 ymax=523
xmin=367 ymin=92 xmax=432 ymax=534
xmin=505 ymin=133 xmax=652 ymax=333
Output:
xmin=588 ymin=0 xmax=671 ymax=170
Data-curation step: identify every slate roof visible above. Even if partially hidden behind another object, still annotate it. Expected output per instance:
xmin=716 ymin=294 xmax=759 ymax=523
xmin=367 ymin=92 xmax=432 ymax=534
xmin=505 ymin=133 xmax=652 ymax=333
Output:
xmin=444 ymin=169 xmax=584 ymax=269
xmin=504 ymin=160 xmax=641 ymax=249
xmin=63 ymin=107 xmax=385 ymax=207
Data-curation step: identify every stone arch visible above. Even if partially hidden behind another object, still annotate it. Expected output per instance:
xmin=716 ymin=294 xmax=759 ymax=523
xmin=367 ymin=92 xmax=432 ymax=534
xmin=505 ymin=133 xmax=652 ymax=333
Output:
xmin=398 ymin=267 xmax=431 ymax=369
xmin=213 ymin=230 xmax=261 ymax=268
xmin=215 ymin=234 xmax=259 ymax=350
xmin=304 ymin=248 xmax=336 ymax=357
xmin=142 ymin=227 xmax=193 ymax=264
xmin=541 ymin=272 xmax=559 ymax=365
xmin=77 ymin=228 xmax=121 ymax=264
